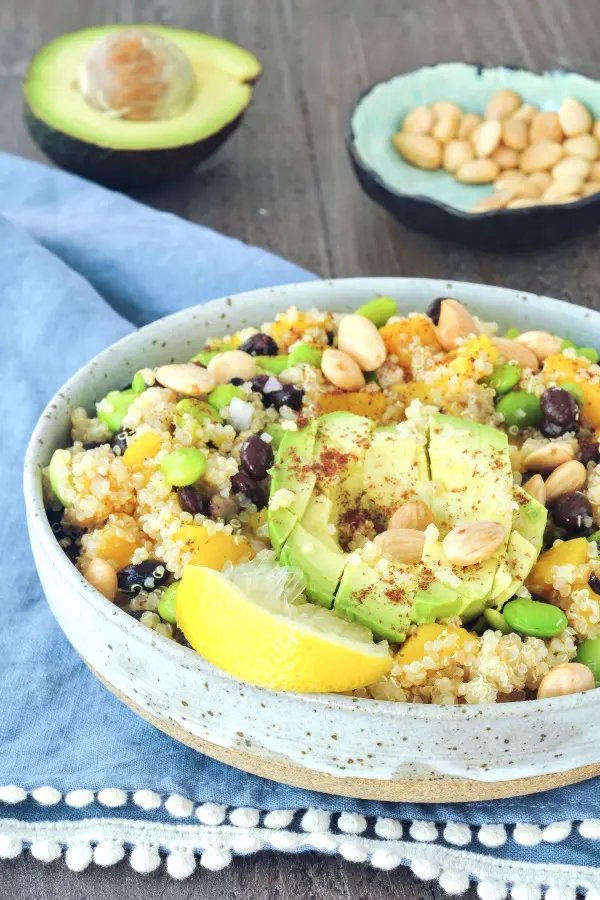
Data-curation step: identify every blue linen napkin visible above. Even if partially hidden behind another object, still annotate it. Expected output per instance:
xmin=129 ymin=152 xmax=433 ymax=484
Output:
xmin=1 ymin=152 xmax=600 ymax=898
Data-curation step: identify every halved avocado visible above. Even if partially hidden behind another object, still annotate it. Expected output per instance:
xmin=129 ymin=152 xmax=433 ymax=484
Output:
xmin=23 ymin=25 xmax=261 ymax=189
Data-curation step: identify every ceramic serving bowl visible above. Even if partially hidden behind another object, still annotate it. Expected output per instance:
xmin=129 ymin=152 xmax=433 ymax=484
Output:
xmin=347 ymin=63 xmax=600 ymax=251
xmin=24 ymin=277 xmax=600 ymax=802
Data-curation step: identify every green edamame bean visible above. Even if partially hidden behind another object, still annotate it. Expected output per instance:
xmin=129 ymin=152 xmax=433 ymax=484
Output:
xmin=131 ymin=371 xmax=147 ymax=394
xmin=176 ymin=399 xmax=222 ymax=427
xmin=495 ymin=391 xmax=542 ymax=428
xmin=255 ymin=355 xmax=290 ymax=374
xmin=288 ymin=344 xmax=324 ymax=368
xmin=502 ymin=599 xmax=567 ymax=638
xmin=578 ymin=347 xmax=599 ymax=364
xmin=191 ymin=349 xmax=222 ymax=365
xmin=158 ymin=583 xmax=178 ymax=624
xmin=576 ymin=636 xmax=600 ymax=681
xmin=560 ymin=338 xmax=576 ymax=351
xmin=160 ymin=447 xmax=207 ymax=487
xmin=503 ymin=327 xmax=520 ymax=340
xmin=97 ymin=389 xmax=137 ymax=433
xmin=355 ymin=296 xmax=398 ymax=327
xmin=265 ymin=423 xmax=286 ymax=450
xmin=207 ymin=384 xmax=245 ymax=411
xmin=587 ymin=530 xmax=600 ymax=544
xmin=559 ymin=381 xmax=585 ymax=407
xmin=485 ymin=363 xmax=522 ymax=395
xmin=483 ymin=608 xmax=512 ymax=635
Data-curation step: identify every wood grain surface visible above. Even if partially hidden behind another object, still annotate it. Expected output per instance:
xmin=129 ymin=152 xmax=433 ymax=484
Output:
xmin=3 ymin=0 xmax=600 ymax=896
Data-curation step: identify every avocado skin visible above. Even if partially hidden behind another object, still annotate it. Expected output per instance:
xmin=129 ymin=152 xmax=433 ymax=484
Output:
xmin=24 ymin=105 xmax=246 ymax=190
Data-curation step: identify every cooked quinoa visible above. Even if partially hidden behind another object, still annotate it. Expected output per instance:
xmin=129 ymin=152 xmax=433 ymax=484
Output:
xmin=45 ymin=297 xmax=600 ymax=704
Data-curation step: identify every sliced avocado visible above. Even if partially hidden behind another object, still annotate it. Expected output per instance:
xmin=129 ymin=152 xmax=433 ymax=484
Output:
xmin=363 ymin=424 xmax=430 ymax=518
xmin=300 ymin=494 xmax=343 ymax=554
xmin=280 ymin=522 xmax=346 ymax=609
xmin=490 ymin=531 xmax=537 ymax=607
xmin=412 ymin=581 xmax=470 ymax=625
xmin=24 ymin=26 xmax=261 ymax=189
xmin=512 ymin=485 xmax=547 ymax=554
xmin=48 ymin=449 xmax=75 ymax=507
xmin=334 ymin=561 xmax=415 ymax=642
xmin=312 ymin=412 xmax=374 ymax=511
xmin=268 ymin=424 xmax=317 ymax=554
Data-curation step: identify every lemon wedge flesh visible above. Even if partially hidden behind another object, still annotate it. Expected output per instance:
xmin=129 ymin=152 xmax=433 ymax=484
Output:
xmin=176 ymin=563 xmax=392 ymax=693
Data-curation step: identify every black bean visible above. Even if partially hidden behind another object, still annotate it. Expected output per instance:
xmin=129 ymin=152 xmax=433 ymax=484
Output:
xmin=61 ymin=539 xmax=79 ymax=564
xmin=240 ymin=435 xmax=274 ymax=480
xmin=271 ymin=385 xmax=304 ymax=411
xmin=117 ymin=559 xmax=168 ymax=594
xmin=552 ymin=491 xmax=594 ymax=533
xmin=426 ymin=297 xmax=444 ymax=325
xmin=173 ymin=626 xmax=192 ymax=647
xmin=177 ymin=487 xmax=207 ymax=516
xmin=540 ymin=388 xmax=579 ymax=436
xmin=589 ymin=572 xmax=600 ymax=596
xmin=239 ymin=332 xmax=279 ymax=356
xmin=326 ymin=330 xmax=335 ymax=346
xmin=230 ymin=472 xmax=265 ymax=509
xmin=229 ymin=377 xmax=245 ymax=386
xmin=111 ymin=430 xmax=131 ymax=457
xmin=129 ymin=610 xmax=146 ymax=621
xmin=580 ymin=441 xmax=600 ymax=467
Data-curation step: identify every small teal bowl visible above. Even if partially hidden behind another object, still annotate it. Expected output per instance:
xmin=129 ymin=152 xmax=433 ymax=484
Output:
xmin=347 ymin=62 xmax=600 ymax=251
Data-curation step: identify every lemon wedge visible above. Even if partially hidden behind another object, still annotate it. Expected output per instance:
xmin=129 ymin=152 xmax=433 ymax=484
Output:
xmin=176 ymin=555 xmax=392 ymax=693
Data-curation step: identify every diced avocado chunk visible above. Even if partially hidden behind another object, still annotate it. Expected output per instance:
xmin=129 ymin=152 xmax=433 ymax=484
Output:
xmin=48 ymin=449 xmax=75 ymax=507
xmin=268 ymin=423 xmax=317 ymax=554
xmin=280 ymin=522 xmax=345 ymax=609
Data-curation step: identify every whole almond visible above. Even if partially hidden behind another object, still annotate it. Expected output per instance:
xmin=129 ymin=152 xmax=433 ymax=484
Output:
xmin=594 ymin=121 xmax=600 ymax=143
xmin=522 ymin=441 xmax=575 ymax=473
xmin=392 ymin=133 xmax=442 ymax=169
xmin=321 ymin=349 xmax=366 ymax=391
xmin=559 ymin=97 xmax=592 ymax=137
xmin=491 ymin=337 xmax=539 ymax=371
xmin=443 ymin=139 xmax=474 ymax=173
xmin=494 ymin=171 xmax=526 ymax=192
xmin=512 ymin=103 xmax=537 ymax=123
xmin=435 ymin=299 xmax=481 ymax=350
xmin=492 ymin=146 xmax=521 ymax=169
xmin=502 ymin=118 xmax=528 ymax=151
xmin=402 ymin=105 xmax=435 ymax=135
xmin=582 ymin=181 xmax=600 ymax=197
xmin=589 ymin=161 xmax=600 ymax=180
xmin=528 ymin=171 xmax=553 ymax=191
xmin=473 ymin=120 xmax=502 ymax=158
xmin=432 ymin=101 xmax=462 ymax=119
xmin=507 ymin=198 xmax=540 ymax=209
xmin=456 ymin=158 xmax=500 ymax=184
xmin=520 ymin=140 xmax=564 ymax=173
xmin=542 ymin=176 xmax=584 ymax=204
xmin=433 ymin=109 xmax=460 ymax=144
xmin=537 ymin=662 xmax=595 ymax=700
xmin=443 ymin=521 xmax=507 ymax=566
xmin=485 ymin=89 xmax=521 ymax=121
xmin=337 ymin=314 xmax=387 ymax=371
xmin=544 ymin=459 xmax=587 ymax=504
xmin=563 ymin=134 xmax=599 ymax=161
xmin=373 ymin=528 xmax=426 ymax=564
xmin=458 ymin=112 xmax=482 ymax=140
xmin=207 ymin=350 xmax=257 ymax=385
xmin=522 ymin=473 xmax=547 ymax=506
xmin=389 ymin=501 xmax=436 ymax=531
xmin=552 ymin=156 xmax=591 ymax=181
xmin=471 ymin=190 xmax=514 ymax=213
xmin=553 ymin=194 xmax=582 ymax=205
xmin=155 ymin=363 xmax=216 ymax=396
xmin=530 ymin=111 xmax=563 ymax=145
xmin=515 ymin=330 xmax=561 ymax=362
xmin=511 ymin=179 xmax=543 ymax=200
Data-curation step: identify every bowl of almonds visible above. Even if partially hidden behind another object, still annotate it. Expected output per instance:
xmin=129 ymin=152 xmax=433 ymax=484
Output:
xmin=347 ymin=62 xmax=600 ymax=249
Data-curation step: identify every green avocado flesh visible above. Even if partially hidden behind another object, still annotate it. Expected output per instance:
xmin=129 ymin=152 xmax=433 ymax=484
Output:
xmin=24 ymin=26 xmax=260 ymax=150
xmin=267 ymin=412 xmax=547 ymax=643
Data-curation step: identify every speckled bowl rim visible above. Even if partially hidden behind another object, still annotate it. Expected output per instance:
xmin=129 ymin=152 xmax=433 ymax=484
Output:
xmin=23 ymin=277 xmax=600 ymax=722
xmin=346 ymin=62 xmax=600 ymax=220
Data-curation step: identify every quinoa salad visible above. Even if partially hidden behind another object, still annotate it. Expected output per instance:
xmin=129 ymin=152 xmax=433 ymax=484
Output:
xmin=44 ymin=295 xmax=600 ymax=704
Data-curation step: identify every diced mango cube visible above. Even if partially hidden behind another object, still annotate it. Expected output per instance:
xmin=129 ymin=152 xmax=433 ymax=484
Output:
xmin=396 ymin=623 xmax=474 ymax=665
xmin=123 ymin=432 xmax=162 ymax=469
xmin=379 ymin=315 xmax=442 ymax=369
xmin=316 ymin=391 xmax=388 ymax=419
xmin=270 ymin=311 xmax=333 ymax=350
xmin=527 ymin=537 xmax=589 ymax=601
xmin=544 ymin=353 xmax=600 ymax=428
xmin=175 ymin=525 xmax=254 ymax=570
xmin=446 ymin=335 xmax=499 ymax=383
xmin=94 ymin=532 xmax=138 ymax=569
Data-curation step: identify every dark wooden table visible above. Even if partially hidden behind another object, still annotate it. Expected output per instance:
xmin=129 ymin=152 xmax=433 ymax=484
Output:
xmin=3 ymin=0 xmax=600 ymax=896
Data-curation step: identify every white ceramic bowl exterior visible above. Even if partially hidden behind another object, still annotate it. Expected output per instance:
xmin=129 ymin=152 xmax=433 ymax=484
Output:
xmin=24 ymin=278 xmax=600 ymax=785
